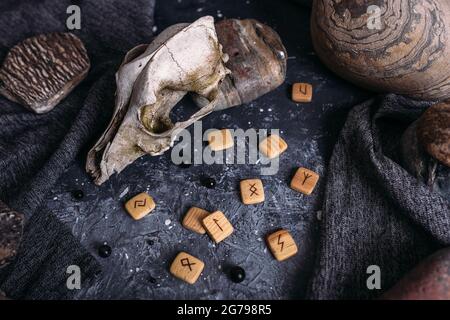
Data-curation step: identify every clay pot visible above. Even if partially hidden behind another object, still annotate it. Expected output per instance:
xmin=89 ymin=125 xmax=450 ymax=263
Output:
xmin=382 ymin=248 xmax=450 ymax=300
xmin=311 ymin=0 xmax=450 ymax=100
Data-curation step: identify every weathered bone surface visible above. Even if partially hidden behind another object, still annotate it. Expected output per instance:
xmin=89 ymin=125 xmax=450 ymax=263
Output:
xmin=0 ymin=200 xmax=24 ymax=269
xmin=194 ymin=19 xmax=287 ymax=110
xmin=87 ymin=17 xmax=287 ymax=185
xmin=87 ymin=16 xmax=230 ymax=185
xmin=311 ymin=0 xmax=450 ymax=100
xmin=0 ymin=33 xmax=90 ymax=114
xmin=417 ymin=101 xmax=450 ymax=168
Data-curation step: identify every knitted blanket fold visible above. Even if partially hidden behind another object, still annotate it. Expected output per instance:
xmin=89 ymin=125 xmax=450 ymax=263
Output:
xmin=307 ymin=94 xmax=450 ymax=300
xmin=0 ymin=0 xmax=155 ymax=299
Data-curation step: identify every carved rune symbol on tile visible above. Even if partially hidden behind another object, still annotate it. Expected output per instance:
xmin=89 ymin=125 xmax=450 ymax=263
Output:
xmin=181 ymin=258 xmax=196 ymax=271
xmin=134 ymin=199 xmax=147 ymax=208
xmin=213 ymin=218 xmax=223 ymax=231
xmin=277 ymin=234 xmax=285 ymax=252
xmin=299 ymin=84 xmax=307 ymax=95
xmin=302 ymin=172 xmax=313 ymax=185
xmin=249 ymin=183 xmax=259 ymax=197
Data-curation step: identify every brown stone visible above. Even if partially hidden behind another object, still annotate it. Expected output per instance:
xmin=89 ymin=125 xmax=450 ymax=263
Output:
xmin=382 ymin=248 xmax=450 ymax=300
xmin=0 ymin=200 xmax=24 ymax=269
xmin=195 ymin=19 xmax=287 ymax=110
xmin=0 ymin=32 xmax=90 ymax=114
xmin=311 ymin=0 xmax=450 ymax=100
xmin=417 ymin=101 xmax=450 ymax=167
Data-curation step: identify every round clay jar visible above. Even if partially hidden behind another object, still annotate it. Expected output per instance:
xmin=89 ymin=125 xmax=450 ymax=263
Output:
xmin=310 ymin=0 xmax=450 ymax=100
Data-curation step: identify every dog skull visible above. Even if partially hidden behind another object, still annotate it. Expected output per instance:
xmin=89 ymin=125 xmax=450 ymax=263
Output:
xmin=86 ymin=16 xmax=230 ymax=185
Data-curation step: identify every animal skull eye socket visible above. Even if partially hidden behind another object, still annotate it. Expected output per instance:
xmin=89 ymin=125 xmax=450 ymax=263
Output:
xmin=169 ymin=95 xmax=201 ymax=124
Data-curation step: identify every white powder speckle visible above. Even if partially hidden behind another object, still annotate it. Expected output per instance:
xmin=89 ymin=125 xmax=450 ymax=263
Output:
xmin=165 ymin=219 xmax=171 ymax=226
xmin=119 ymin=187 xmax=129 ymax=199
xmin=152 ymin=26 xmax=158 ymax=33
xmin=53 ymin=197 xmax=58 ymax=200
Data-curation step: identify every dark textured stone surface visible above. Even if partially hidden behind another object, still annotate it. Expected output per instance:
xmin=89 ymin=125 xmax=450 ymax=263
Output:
xmin=40 ymin=0 xmax=371 ymax=299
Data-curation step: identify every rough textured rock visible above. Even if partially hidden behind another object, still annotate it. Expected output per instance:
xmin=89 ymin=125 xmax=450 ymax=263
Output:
xmin=0 ymin=33 xmax=90 ymax=114
xmin=0 ymin=201 xmax=24 ymax=269
xmin=417 ymin=101 xmax=450 ymax=167
xmin=310 ymin=0 xmax=450 ymax=100
xmin=382 ymin=248 xmax=450 ymax=300
xmin=195 ymin=19 xmax=287 ymax=110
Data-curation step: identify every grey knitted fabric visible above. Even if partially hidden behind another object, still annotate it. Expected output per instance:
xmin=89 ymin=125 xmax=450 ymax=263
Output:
xmin=307 ymin=94 xmax=450 ymax=300
xmin=0 ymin=0 xmax=155 ymax=299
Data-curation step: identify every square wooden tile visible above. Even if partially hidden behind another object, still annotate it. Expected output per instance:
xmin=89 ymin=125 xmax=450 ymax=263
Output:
xmin=292 ymin=83 xmax=313 ymax=103
xmin=170 ymin=252 xmax=204 ymax=284
xmin=124 ymin=192 xmax=156 ymax=220
xmin=290 ymin=167 xmax=319 ymax=195
xmin=182 ymin=207 xmax=210 ymax=234
xmin=207 ymin=129 xmax=234 ymax=151
xmin=267 ymin=230 xmax=298 ymax=261
xmin=259 ymin=134 xmax=288 ymax=159
xmin=202 ymin=211 xmax=234 ymax=243
xmin=240 ymin=179 xmax=265 ymax=205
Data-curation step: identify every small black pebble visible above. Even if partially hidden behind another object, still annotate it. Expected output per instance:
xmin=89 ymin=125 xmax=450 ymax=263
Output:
xmin=98 ymin=244 xmax=112 ymax=258
xmin=229 ymin=266 xmax=246 ymax=283
xmin=200 ymin=176 xmax=216 ymax=189
xmin=72 ymin=190 xmax=84 ymax=200
xmin=147 ymin=239 xmax=154 ymax=246
xmin=148 ymin=276 xmax=157 ymax=284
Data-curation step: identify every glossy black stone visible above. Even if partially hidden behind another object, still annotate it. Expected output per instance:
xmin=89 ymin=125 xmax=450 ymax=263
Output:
xmin=200 ymin=176 xmax=216 ymax=189
xmin=72 ymin=190 xmax=84 ymax=200
xmin=147 ymin=239 xmax=154 ymax=246
xmin=148 ymin=276 xmax=157 ymax=284
xmin=229 ymin=266 xmax=246 ymax=283
xmin=98 ymin=244 xmax=112 ymax=258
